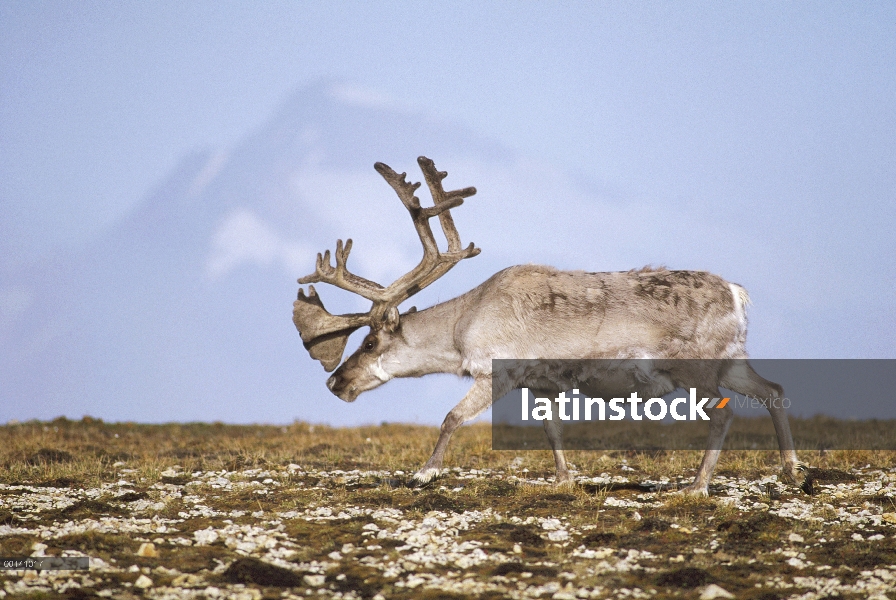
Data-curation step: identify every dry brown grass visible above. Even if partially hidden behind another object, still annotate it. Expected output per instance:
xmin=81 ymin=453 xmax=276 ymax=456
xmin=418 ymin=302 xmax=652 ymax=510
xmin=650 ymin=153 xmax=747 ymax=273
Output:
xmin=3 ymin=417 xmax=893 ymax=488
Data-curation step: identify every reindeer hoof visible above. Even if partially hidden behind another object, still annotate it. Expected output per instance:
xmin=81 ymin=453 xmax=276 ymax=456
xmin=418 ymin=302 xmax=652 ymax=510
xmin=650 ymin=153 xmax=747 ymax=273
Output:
xmin=800 ymin=477 xmax=815 ymax=495
xmin=554 ymin=472 xmax=575 ymax=487
xmin=408 ymin=467 xmax=443 ymax=488
xmin=676 ymin=483 xmax=709 ymax=497
xmin=785 ymin=462 xmax=813 ymax=495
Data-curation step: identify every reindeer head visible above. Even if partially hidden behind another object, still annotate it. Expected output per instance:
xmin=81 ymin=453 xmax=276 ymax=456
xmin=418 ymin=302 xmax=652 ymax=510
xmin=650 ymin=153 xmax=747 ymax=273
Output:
xmin=292 ymin=157 xmax=480 ymax=397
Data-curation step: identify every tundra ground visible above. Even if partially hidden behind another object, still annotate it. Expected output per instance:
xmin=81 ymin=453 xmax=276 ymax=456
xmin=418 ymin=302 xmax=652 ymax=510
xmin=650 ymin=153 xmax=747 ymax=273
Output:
xmin=1 ymin=419 xmax=895 ymax=599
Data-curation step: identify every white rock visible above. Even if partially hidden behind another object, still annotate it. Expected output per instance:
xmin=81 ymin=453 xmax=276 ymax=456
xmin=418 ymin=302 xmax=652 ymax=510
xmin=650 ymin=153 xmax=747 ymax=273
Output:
xmin=136 ymin=542 xmax=158 ymax=558
xmin=134 ymin=574 xmax=153 ymax=589
xmin=548 ymin=529 xmax=570 ymax=542
xmin=193 ymin=529 xmax=219 ymax=545
xmin=699 ymin=584 xmax=734 ymax=599
xmin=788 ymin=533 xmax=805 ymax=543
xmin=303 ymin=574 xmax=326 ymax=587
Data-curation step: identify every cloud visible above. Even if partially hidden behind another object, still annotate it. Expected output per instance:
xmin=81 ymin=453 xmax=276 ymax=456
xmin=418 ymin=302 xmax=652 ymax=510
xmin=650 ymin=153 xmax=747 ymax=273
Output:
xmin=282 ymin=155 xmax=671 ymax=303
xmin=288 ymin=165 xmax=420 ymax=285
xmin=326 ymin=83 xmax=396 ymax=110
xmin=206 ymin=208 xmax=312 ymax=280
xmin=187 ymin=150 xmax=230 ymax=199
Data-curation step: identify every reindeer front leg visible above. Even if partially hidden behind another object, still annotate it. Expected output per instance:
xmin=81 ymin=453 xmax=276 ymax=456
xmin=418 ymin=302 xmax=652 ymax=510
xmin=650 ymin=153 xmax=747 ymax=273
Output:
xmin=534 ymin=389 xmax=574 ymax=485
xmin=410 ymin=377 xmax=493 ymax=486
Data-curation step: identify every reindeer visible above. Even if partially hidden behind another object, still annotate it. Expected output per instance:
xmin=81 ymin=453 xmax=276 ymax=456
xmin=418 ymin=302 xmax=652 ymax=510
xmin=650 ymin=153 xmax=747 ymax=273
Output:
xmin=292 ymin=157 xmax=809 ymax=495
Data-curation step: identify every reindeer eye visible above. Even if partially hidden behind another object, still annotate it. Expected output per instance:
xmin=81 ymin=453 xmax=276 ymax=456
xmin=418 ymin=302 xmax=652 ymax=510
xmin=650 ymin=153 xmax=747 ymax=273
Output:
xmin=363 ymin=339 xmax=376 ymax=351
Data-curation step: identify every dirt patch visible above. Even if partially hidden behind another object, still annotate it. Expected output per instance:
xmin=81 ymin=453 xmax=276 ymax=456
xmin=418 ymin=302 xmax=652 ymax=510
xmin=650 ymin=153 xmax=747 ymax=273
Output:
xmin=478 ymin=479 xmax=518 ymax=497
xmin=491 ymin=562 xmax=558 ymax=577
xmin=62 ymin=589 xmax=102 ymax=600
xmin=633 ymin=516 xmax=672 ymax=532
xmin=407 ymin=493 xmax=479 ymax=514
xmin=0 ymin=509 xmax=24 ymax=526
xmin=282 ymin=519 xmax=369 ymax=559
xmin=809 ymin=536 xmax=896 ymax=573
xmin=30 ymin=476 xmax=80 ymax=487
xmin=114 ymin=491 xmax=149 ymax=502
xmin=0 ymin=534 xmax=37 ymax=556
xmin=55 ymin=499 xmax=129 ymax=520
xmin=26 ymin=448 xmax=75 ymax=465
xmin=54 ymin=531 xmax=135 ymax=555
xmin=415 ymin=590 xmax=469 ymax=600
xmin=581 ymin=531 xmax=618 ymax=547
xmin=487 ymin=523 xmax=546 ymax=549
xmin=328 ymin=564 xmax=384 ymax=597
xmin=174 ymin=544 xmax=235 ymax=574
xmin=160 ymin=473 xmax=192 ymax=485
xmin=351 ymin=489 xmax=395 ymax=508
xmin=580 ymin=482 xmax=646 ymax=494
xmin=655 ymin=566 xmax=712 ymax=588
xmin=809 ymin=468 xmax=858 ymax=482
xmin=222 ymin=556 xmax=304 ymax=587
xmin=716 ymin=511 xmax=790 ymax=550
xmin=466 ymin=522 xmax=547 ymax=556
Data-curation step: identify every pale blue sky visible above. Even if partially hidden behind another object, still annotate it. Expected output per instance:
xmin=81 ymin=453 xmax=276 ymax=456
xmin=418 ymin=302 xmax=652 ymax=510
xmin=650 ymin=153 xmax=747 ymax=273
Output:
xmin=1 ymin=2 xmax=894 ymax=425
xmin=4 ymin=2 xmax=893 ymax=258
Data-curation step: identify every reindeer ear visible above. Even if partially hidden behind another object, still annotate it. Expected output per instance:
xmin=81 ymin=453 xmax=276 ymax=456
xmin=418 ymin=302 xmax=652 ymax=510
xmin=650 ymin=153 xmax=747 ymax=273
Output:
xmin=293 ymin=287 xmax=369 ymax=371
xmin=303 ymin=327 xmax=360 ymax=372
xmin=384 ymin=306 xmax=401 ymax=332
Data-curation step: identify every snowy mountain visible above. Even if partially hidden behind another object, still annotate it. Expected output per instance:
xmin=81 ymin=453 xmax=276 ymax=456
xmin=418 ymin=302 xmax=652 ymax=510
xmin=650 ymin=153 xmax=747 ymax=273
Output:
xmin=0 ymin=82 xmax=616 ymax=425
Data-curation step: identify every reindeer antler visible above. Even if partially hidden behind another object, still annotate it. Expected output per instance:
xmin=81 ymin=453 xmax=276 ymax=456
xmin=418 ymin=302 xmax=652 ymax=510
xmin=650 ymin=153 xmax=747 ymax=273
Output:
xmin=298 ymin=239 xmax=385 ymax=299
xmin=293 ymin=157 xmax=480 ymax=371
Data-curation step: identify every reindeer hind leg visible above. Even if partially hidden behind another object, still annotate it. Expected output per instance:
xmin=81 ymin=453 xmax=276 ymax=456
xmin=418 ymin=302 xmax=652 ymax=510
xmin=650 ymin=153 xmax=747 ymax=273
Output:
xmin=533 ymin=389 xmax=574 ymax=486
xmin=720 ymin=361 xmax=810 ymax=493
